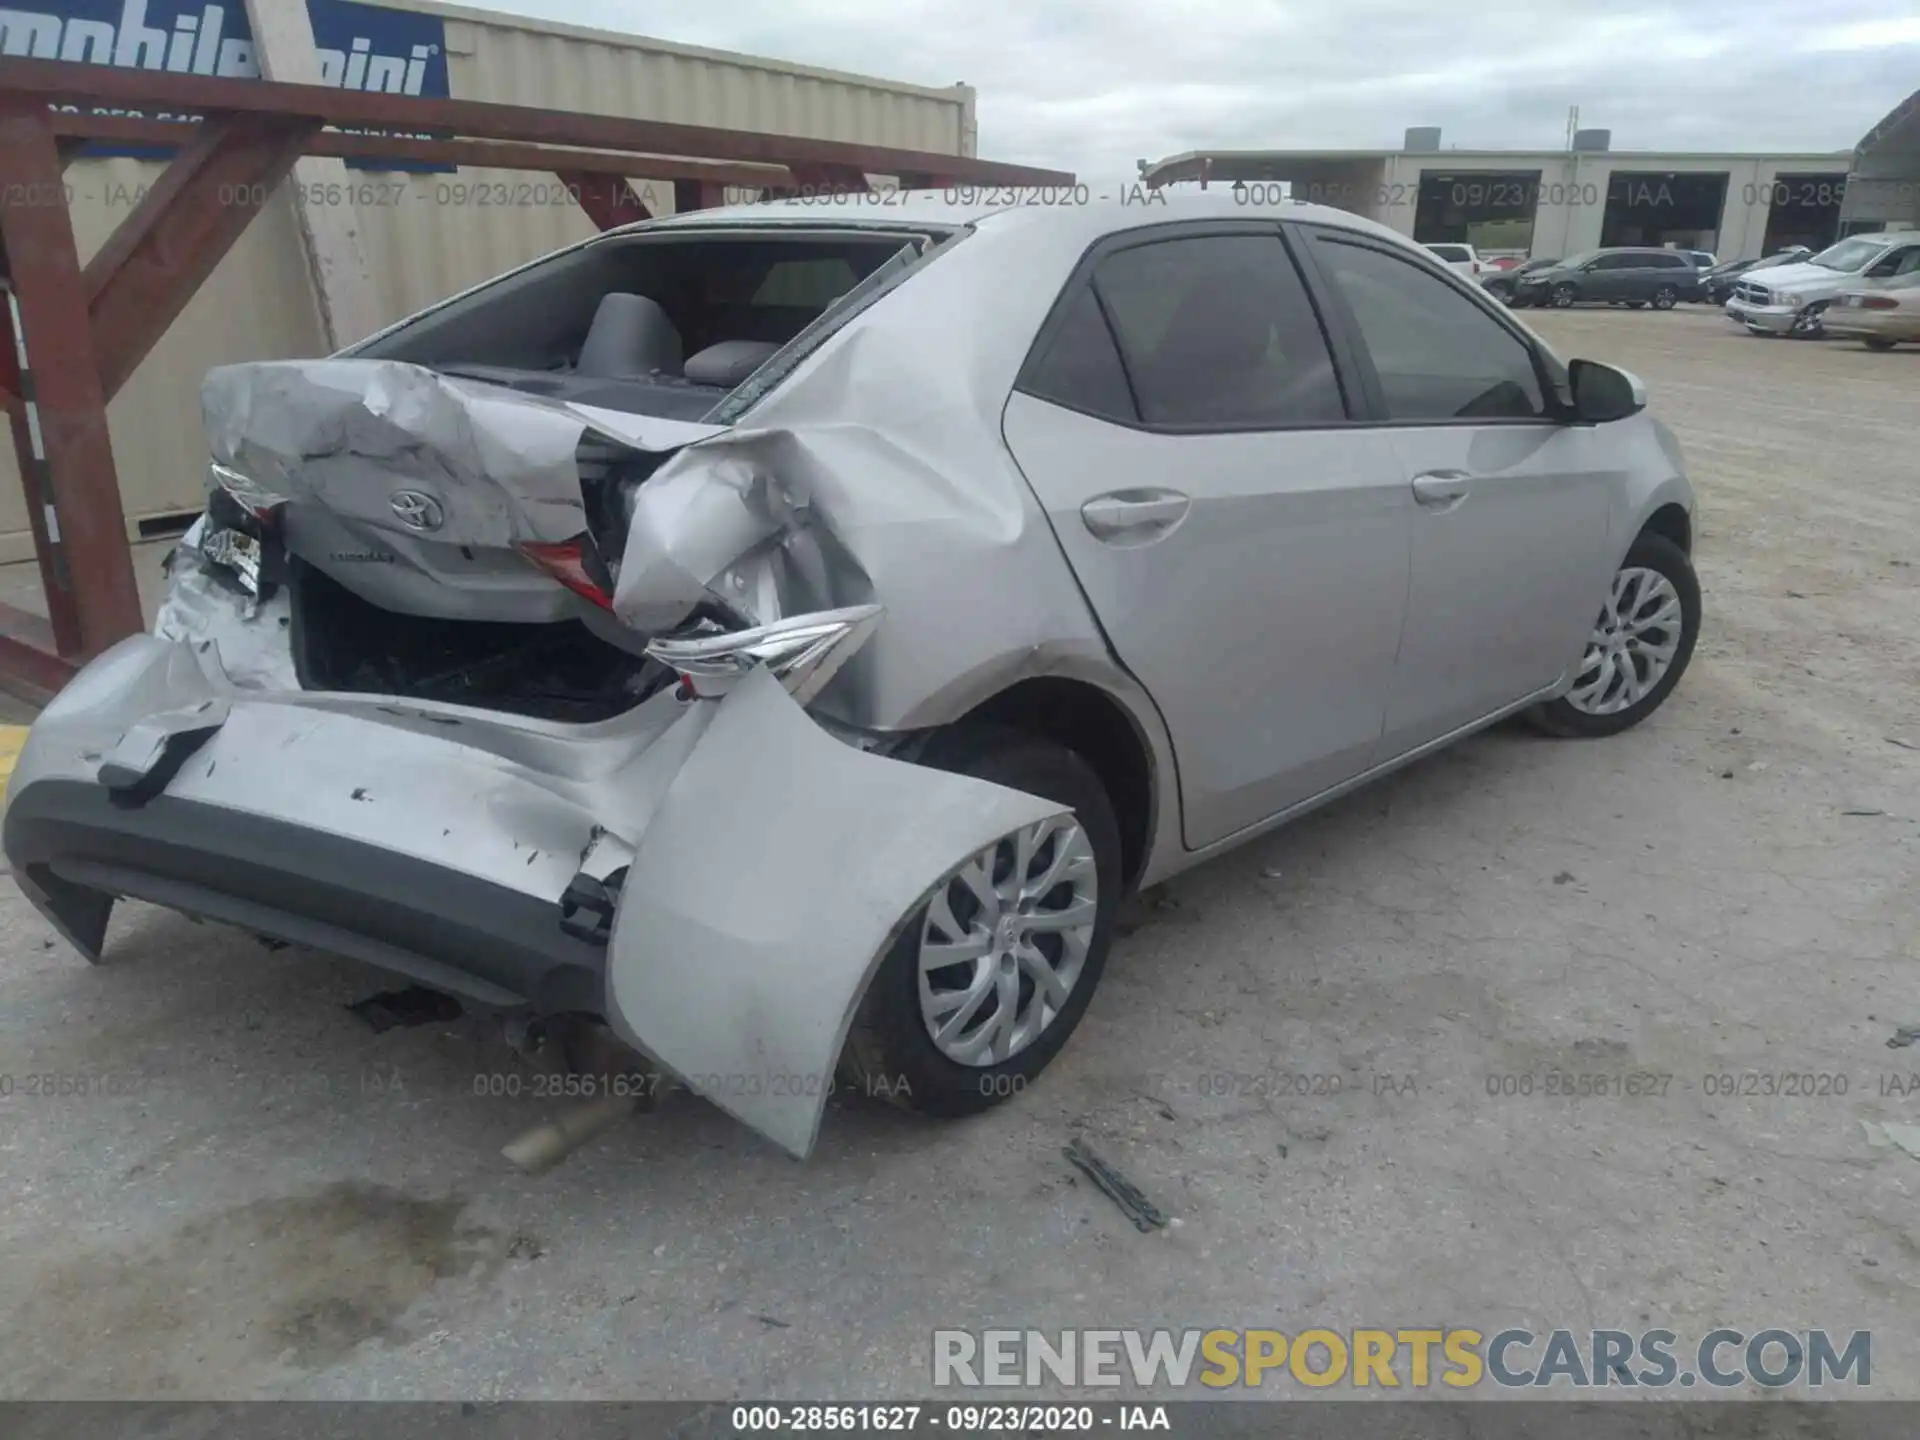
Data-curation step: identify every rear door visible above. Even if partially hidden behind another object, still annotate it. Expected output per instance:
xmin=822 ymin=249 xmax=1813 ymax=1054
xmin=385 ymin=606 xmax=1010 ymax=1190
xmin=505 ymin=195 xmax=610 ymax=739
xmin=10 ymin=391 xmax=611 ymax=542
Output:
xmin=1295 ymin=226 xmax=1618 ymax=755
xmin=1583 ymin=253 xmax=1633 ymax=301
xmin=1001 ymin=223 xmax=1412 ymax=848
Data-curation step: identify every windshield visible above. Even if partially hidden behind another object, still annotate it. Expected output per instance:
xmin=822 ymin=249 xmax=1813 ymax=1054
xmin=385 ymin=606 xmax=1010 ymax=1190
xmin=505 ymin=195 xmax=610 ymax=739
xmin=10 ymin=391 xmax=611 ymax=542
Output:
xmin=1808 ymin=237 xmax=1889 ymax=271
xmin=706 ymin=236 xmax=937 ymax=423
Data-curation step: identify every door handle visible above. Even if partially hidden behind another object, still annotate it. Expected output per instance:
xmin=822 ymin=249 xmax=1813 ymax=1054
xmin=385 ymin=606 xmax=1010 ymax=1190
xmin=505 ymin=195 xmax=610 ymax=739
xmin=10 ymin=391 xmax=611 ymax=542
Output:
xmin=1410 ymin=471 xmax=1471 ymax=509
xmin=1081 ymin=489 xmax=1192 ymax=544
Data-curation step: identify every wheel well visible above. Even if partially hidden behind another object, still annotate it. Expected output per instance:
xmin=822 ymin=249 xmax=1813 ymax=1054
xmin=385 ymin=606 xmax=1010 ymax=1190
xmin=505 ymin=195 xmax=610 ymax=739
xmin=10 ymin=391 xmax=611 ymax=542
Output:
xmin=959 ymin=678 xmax=1155 ymax=893
xmin=1640 ymin=502 xmax=1692 ymax=555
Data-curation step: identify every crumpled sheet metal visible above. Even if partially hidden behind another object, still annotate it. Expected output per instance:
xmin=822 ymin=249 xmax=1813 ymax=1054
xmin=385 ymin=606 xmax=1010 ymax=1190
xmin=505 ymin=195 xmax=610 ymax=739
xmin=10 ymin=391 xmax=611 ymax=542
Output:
xmin=611 ymin=312 xmax=1111 ymax=732
xmin=606 ymin=664 xmax=1067 ymax=1159
xmin=152 ymin=518 xmax=300 ymax=692
xmin=201 ymin=359 xmax=599 ymax=548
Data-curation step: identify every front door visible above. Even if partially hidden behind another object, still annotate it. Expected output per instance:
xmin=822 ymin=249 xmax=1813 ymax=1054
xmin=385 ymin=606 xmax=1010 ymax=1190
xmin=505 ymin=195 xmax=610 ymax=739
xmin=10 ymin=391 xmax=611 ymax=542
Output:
xmin=1001 ymin=226 xmax=1412 ymax=849
xmin=1297 ymin=227 xmax=1618 ymax=756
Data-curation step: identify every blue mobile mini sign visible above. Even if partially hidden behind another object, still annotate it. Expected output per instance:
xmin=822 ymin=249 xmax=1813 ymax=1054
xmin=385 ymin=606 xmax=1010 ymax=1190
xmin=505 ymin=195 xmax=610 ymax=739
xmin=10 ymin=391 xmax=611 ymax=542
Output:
xmin=2 ymin=0 xmax=454 ymax=169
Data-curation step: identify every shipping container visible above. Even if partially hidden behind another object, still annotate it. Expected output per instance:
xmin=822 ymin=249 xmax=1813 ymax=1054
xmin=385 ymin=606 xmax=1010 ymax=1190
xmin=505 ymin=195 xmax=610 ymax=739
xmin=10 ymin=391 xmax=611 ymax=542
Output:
xmin=0 ymin=0 xmax=978 ymax=561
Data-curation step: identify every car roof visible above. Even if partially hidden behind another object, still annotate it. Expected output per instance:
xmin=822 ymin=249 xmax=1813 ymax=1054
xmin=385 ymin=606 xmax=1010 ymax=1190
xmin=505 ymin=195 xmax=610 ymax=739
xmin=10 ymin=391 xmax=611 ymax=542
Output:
xmin=619 ymin=188 xmax=1419 ymax=251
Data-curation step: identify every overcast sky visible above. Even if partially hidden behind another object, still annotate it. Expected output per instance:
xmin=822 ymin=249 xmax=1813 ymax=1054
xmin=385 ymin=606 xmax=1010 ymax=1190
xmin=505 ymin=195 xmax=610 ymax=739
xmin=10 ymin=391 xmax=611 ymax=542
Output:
xmin=464 ymin=0 xmax=1920 ymax=183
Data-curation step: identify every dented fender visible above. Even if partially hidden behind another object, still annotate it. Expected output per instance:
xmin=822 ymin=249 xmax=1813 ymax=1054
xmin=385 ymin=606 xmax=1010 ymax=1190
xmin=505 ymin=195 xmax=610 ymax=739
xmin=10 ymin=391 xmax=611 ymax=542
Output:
xmin=605 ymin=666 xmax=1066 ymax=1158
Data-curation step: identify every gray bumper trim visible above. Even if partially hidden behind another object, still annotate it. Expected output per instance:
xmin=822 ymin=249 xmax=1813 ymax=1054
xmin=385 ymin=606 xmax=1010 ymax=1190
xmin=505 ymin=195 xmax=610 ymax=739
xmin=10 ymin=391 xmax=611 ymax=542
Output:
xmin=4 ymin=779 xmax=606 ymax=1013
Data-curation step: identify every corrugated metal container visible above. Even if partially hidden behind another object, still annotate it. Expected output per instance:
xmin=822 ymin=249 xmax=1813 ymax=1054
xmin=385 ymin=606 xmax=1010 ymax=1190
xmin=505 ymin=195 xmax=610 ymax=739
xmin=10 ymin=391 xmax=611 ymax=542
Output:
xmin=0 ymin=0 xmax=976 ymax=561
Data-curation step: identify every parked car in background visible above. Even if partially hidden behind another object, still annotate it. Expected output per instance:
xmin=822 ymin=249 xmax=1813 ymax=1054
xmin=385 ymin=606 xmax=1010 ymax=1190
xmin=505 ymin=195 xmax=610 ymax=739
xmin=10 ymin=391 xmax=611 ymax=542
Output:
xmin=1726 ymin=232 xmax=1920 ymax=337
xmin=1511 ymin=248 xmax=1701 ymax=309
xmin=1481 ymin=256 xmax=1560 ymax=304
xmin=1485 ymin=255 xmax=1527 ymax=271
xmin=1697 ymin=247 xmax=1813 ymax=305
xmin=1824 ymin=270 xmax=1920 ymax=349
xmin=2 ymin=194 xmax=1701 ymax=1159
xmin=1678 ymin=250 xmax=1718 ymax=269
xmin=1424 ymin=242 xmax=1484 ymax=279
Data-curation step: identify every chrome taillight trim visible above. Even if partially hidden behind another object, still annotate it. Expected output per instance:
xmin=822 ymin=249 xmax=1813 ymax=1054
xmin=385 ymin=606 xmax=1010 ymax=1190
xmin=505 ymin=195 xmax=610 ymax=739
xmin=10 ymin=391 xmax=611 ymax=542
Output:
xmin=645 ymin=605 xmax=884 ymax=705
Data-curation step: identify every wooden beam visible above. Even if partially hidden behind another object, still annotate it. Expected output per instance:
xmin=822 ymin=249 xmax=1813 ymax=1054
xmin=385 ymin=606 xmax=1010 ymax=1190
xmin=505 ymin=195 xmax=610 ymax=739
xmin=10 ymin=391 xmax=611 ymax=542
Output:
xmin=0 ymin=104 xmax=141 ymax=655
xmin=50 ymin=113 xmax=797 ymax=189
xmin=2 ymin=58 xmax=1074 ymax=186
xmin=82 ymin=112 xmax=318 ymax=400
xmin=557 ymin=172 xmax=652 ymax=231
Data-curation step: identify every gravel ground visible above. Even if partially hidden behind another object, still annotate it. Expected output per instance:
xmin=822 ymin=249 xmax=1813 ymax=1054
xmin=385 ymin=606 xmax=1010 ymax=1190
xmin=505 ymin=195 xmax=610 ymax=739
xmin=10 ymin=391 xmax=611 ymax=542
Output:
xmin=0 ymin=307 xmax=1915 ymax=1402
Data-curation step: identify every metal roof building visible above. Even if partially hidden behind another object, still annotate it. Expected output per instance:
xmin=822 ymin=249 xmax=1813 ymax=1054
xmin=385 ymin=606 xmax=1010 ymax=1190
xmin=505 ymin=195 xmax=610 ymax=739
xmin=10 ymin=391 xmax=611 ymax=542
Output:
xmin=1141 ymin=129 xmax=1857 ymax=266
xmin=1844 ymin=89 xmax=1920 ymax=231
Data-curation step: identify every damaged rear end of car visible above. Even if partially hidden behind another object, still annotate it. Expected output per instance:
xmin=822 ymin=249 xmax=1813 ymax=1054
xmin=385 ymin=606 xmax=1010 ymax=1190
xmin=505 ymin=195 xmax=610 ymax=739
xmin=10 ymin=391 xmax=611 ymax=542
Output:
xmin=3 ymin=206 xmax=1089 ymax=1159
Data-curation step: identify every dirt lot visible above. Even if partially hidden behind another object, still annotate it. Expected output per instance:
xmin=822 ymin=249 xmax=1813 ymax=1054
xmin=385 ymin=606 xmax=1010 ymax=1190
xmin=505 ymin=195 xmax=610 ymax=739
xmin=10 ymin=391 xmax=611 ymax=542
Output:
xmin=0 ymin=307 xmax=1915 ymax=1402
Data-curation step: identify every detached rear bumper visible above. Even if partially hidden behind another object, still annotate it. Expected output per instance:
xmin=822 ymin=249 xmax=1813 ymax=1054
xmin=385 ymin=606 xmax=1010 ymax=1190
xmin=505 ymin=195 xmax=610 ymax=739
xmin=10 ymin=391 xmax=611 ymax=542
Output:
xmin=3 ymin=631 xmax=698 ymax=1012
xmin=3 ymin=634 xmax=1068 ymax=1158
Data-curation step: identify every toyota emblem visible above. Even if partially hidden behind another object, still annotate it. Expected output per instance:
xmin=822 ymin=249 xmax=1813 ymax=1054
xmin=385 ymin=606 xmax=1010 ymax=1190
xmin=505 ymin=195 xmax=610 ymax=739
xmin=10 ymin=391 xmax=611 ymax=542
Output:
xmin=389 ymin=489 xmax=444 ymax=532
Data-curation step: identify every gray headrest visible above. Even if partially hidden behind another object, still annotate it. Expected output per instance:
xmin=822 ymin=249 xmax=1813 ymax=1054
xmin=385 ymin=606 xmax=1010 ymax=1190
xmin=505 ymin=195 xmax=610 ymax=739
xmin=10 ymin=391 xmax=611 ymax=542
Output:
xmin=577 ymin=293 xmax=683 ymax=378
xmin=683 ymin=339 xmax=782 ymax=388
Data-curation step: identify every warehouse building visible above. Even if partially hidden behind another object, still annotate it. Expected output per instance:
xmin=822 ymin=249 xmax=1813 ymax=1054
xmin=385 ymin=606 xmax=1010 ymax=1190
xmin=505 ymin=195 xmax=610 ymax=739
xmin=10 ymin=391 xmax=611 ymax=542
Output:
xmin=1141 ymin=128 xmax=1857 ymax=262
xmin=1843 ymin=88 xmax=1920 ymax=233
xmin=0 ymin=0 xmax=987 ymax=561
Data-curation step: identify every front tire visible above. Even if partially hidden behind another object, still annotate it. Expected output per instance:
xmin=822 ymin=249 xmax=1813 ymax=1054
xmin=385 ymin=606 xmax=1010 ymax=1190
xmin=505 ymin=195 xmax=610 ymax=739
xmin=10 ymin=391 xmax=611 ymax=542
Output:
xmin=840 ymin=729 xmax=1122 ymax=1119
xmin=1551 ymin=284 xmax=1577 ymax=308
xmin=1527 ymin=532 xmax=1701 ymax=739
xmin=1790 ymin=302 xmax=1829 ymax=338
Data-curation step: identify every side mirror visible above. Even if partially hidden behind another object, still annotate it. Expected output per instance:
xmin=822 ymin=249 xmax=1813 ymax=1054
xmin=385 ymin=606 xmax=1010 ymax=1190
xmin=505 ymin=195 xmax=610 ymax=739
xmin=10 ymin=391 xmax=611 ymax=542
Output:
xmin=1568 ymin=359 xmax=1646 ymax=423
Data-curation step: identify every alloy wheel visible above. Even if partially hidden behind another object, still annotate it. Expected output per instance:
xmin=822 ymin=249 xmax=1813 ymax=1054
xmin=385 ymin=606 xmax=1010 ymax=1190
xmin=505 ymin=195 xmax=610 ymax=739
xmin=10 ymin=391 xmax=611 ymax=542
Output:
xmin=1790 ymin=302 xmax=1828 ymax=338
xmin=917 ymin=815 xmax=1098 ymax=1066
xmin=1552 ymin=284 xmax=1576 ymax=308
xmin=1565 ymin=566 xmax=1685 ymax=716
xmin=1651 ymin=286 xmax=1676 ymax=310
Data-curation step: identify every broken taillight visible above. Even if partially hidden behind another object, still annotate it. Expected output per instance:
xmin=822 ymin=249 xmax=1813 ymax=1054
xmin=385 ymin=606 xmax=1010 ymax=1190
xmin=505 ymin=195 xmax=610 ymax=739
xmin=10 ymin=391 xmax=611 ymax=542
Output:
xmin=646 ymin=605 xmax=884 ymax=705
xmin=208 ymin=460 xmax=286 ymax=526
xmin=517 ymin=538 xmax=616 ymax=609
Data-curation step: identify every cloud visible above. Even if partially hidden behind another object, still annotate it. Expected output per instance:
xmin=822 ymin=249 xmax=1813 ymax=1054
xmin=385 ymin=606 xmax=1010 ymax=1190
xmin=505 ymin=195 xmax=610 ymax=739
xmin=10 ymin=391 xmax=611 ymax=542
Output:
xmin=458 ymin=0 xmax=1916 ymax=185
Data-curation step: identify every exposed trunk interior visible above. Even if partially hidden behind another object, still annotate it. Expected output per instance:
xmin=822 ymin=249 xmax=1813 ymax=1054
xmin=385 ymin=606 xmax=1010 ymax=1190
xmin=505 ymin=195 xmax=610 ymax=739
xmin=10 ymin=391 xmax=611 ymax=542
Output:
xmin=289 ymin=559 xmax=669 ymax=722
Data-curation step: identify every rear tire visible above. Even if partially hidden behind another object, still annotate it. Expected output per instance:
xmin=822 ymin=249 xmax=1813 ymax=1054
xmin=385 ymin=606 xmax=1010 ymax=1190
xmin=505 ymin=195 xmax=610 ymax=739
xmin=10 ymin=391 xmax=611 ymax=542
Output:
xmin=839 ymin=729 xmax=1122 ymax=1119
xmin=1527 ymin=532 xmax=1700 ymax=740
xmin=1651 ymin=286 xmax=1677 ymax=310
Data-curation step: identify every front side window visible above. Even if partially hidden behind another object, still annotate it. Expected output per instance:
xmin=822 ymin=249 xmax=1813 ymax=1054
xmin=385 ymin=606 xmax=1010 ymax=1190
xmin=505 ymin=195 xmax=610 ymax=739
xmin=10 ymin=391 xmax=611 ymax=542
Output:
xmin=1314 ymin=236 xmax=1548 ymax=422
xmin=1089 ymin=234 xmax=1347 ymax=428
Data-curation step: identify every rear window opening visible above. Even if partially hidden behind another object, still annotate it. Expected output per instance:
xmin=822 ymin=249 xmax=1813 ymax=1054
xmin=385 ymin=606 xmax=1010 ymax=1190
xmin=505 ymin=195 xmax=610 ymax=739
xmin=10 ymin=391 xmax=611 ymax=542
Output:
xmin=352 ymin=227 xmax=950 ymax=421
xmin=288 ymin=560 xmax=671 ymax=722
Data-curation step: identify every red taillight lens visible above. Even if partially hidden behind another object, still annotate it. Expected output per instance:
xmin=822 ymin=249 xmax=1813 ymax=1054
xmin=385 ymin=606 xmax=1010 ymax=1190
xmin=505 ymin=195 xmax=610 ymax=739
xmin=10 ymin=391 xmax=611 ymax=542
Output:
xmin=517 ymin=538 xmax=615 ymax=609
xmin=1863 ymin=295 xmax=1901 ymax=311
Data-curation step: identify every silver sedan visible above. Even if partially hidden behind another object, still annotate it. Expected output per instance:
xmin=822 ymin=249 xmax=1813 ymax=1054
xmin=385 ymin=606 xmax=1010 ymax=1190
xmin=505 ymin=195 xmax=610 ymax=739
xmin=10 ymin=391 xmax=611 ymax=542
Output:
xmin=4 ymin=195 xmax=1700 ymax=1157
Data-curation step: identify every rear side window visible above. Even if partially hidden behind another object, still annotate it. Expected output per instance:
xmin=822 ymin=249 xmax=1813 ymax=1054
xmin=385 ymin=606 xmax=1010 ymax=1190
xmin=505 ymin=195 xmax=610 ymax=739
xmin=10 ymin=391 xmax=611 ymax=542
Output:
xmin=1427 ymin=244 xmax=1470 ymax=262
xmin=1090 ymin=234 xmax=1347 ymax=428
xmin=1313 ymin=236 xmax=1547 ymax=422
xmin=1652 ymin=253 xmax=1691 ymax=269
xmin=1022 ymin=286 xmax=1138 ymax=422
